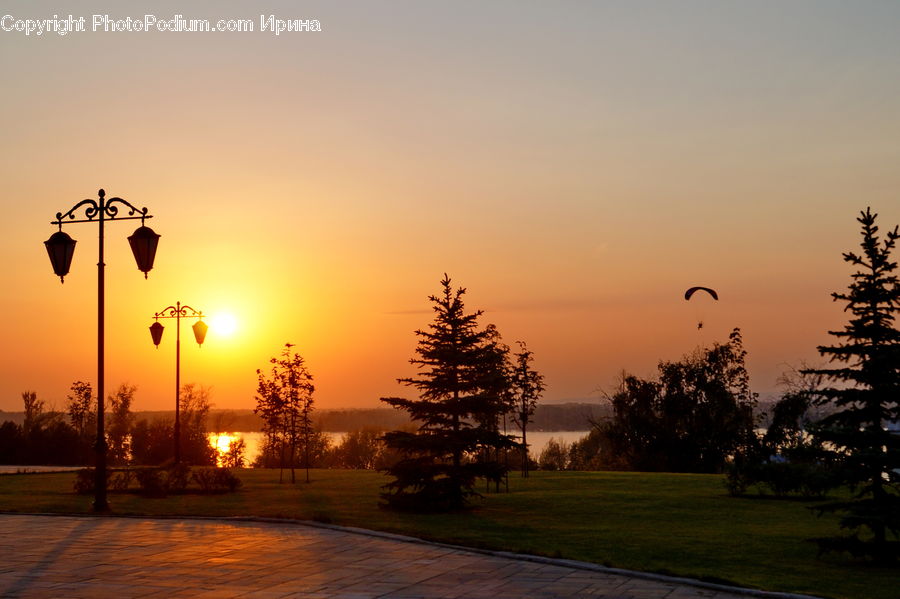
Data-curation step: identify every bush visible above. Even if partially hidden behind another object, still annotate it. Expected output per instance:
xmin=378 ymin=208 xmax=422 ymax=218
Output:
xmin=164 ymin=463 xmax=191 ymax=493
xmin=135 ymin=468 xmax=167 ymax=497
xmin=327 ymin=428 xmax=386 ymax=469
xmin=192 ymin=467 xmax=242 ymax=493
xmin=725 ymin=458 xmax=840 ymax=499
xmin=73 ymin=465 xmax=242 ymax=497
xmin=108 ymin=470 xmax=133 ymax=492
xmin=538 ymin=438 xmax=570 ymax=471
xmin=73 ymin=468 xmax=94 ymax=494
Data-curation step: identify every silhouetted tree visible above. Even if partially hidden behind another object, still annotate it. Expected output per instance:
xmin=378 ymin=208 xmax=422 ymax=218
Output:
xmin=725 ymin=366 xmax=840 ymax=498
xmin=327 ymin=428 xmax=386 ymax=469
xmin=130 ymin=418 xmax=173 ymax=465
xmin=66 ymin=381 xmax=95 ymax=464
xmin=319 ymin=425 xmax=410 ymax=470
xmin=21 ymin=391 xmax=45 ymax=436
xmin=803 ymin=208 xmax=900 ymax=562
xmin=380 ymin=275 xmax=517 ymax=511
xmin=130 ymin=385 xmax=217 ymax=466
xmin=5 ymin=391 xmax=81 ymax=466
xmin=107 ymin=384 xmax=135 ymax=466
xmin=593 ymin=329 xmax=757 ymax=473
xmin=538 ymin=437 xmax=570 ymax=471
xmin=0 ymin=421 xmax=22 ymax=463
xmin=254 ymin=344 xmax=315 ymax=482
xmin=510 ymin=342 xmax=545 ymax=477
xmin=472 ymin=325 xmax=514 ymax=493
xmin=251 ymin=428 xmax=330 ymax=470
xmin=26 ymin=419 xmax=79 ymax=466
xmin=66 ymin=381 xmax=94 ymax=437
xmin=567 ymin=429 xmax=608 ymax=471
xmin=220 ymin=437 xmax=247 ymax=468
xmin=179 ymin=384 xmax=216 ymax=466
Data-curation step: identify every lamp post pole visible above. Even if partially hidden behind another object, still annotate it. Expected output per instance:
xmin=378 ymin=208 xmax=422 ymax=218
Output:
xmin=45 ymin=189 xmax=159 ymax=513
xmin=149 ymin=303 xmax=207 ymax=464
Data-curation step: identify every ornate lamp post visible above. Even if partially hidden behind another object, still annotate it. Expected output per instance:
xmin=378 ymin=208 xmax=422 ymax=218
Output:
xmin=45 ymin=189 xmax=159 ymax=512
xmin=149 ymin=302 xmax=207 ymax=464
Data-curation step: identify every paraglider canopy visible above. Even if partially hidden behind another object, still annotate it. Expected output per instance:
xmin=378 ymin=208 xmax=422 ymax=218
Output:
xmin=684 ymin=286 xmax=718 ymax=301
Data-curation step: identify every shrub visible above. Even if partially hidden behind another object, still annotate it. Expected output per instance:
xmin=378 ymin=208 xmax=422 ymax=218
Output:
xmin=192 ymin=467 xmax=242 ymax=493
xmin=538 ymin=438 xmax=570 ymax=471
xmin=108 ymin=470 xmax=133 ymax=492
xmin=73 ymin=468 xmax=94 ymax=494
xmin=725 ymin=458 xmax=840 ymax=499
xmin=135 ymin=468 xmax=167 ymax=497
xmin=164 ymin=463 xmax=191 ymax=493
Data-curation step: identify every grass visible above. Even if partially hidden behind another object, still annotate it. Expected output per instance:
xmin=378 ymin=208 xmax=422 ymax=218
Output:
xmin=1 ymin=469 xmax=897 ymax=599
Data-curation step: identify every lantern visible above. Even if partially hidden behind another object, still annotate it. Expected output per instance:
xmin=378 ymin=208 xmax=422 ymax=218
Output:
xmin=192 ymin=320 xmax=208 ymax=347
xmin=149 ymin=321 xmax=164 ymax=347
xmin=128 ymin=226 xmax=160 ymax=278
xmin=44 ymin=231 xmax=77 ymax=283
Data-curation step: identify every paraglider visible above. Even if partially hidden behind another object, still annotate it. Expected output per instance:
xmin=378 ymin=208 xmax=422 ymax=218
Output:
xmin=684 ymin=286 xmax=718 ymax=330
xmin=684 ymin=286 xmax=718 ymax=301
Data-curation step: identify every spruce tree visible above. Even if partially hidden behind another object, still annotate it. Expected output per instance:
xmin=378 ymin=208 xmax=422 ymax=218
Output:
xmin=805 ymin=208 xmax=900 ymax=562
xmin=380 ymin=275 xmax=516 ymax=511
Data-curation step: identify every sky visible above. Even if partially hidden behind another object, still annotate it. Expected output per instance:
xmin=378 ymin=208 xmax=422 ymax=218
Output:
xmin=2 ymin=1 xmax=899 ymax=413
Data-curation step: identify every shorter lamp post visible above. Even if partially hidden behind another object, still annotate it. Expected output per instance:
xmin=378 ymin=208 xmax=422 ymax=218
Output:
xmin=149 ymin=302 xmax=207 ymax=464
xmin=45 ymin=189 xmax=159 ymax=512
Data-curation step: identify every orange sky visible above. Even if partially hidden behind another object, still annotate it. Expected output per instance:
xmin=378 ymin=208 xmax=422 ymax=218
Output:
xmin=2 ymin=2 xmax=900 ymax=412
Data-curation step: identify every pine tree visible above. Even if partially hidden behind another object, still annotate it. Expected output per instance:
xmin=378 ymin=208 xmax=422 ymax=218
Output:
xmin=380 ymin=275 xmax=516 ymax=511
xmin=805 ymin=208 xmax=900 ymax=562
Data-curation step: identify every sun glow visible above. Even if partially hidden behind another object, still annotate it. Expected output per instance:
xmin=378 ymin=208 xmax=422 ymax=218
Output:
xmin=210 ymin=312 xmax=238 ymax=337
xmin=215 ymin=433 xmax=235 ymax=455
xmin=210 ymin=433 xmax=238 ymax=467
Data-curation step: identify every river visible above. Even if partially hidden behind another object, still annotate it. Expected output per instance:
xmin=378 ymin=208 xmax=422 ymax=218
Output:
xmin=208 ymin=430 xmax=591 ymax=466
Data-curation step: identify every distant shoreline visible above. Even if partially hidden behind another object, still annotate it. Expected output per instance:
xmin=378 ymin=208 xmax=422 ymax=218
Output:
xmin=0 ymin=402 xmax=611 ymax=433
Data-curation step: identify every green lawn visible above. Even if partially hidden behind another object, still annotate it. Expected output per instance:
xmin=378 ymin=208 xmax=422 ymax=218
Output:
xmin=0 ymin=469 xmax=896 ymax=599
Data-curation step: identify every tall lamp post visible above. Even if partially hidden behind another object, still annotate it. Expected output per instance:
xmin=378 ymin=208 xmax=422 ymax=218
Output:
xmin=149 ymin=303 xmax=208 ymax=464
xmin=45 ymin=189 xmax=160 ymax=512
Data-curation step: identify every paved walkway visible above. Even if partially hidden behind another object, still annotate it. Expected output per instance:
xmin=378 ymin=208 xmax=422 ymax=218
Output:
xmin=0 ymin=514 xmax=807 ymax=599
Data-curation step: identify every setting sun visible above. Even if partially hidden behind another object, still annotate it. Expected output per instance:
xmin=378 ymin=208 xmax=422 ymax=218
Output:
xmin=210 ymin=312 xmax=238 ymax=337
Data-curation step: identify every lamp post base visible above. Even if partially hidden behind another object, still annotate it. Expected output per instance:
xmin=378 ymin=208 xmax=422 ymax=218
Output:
xmin=92 ymin=499 xmax=110 ymax=514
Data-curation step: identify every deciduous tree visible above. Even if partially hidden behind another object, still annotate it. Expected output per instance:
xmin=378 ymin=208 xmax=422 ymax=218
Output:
xmin=106 ymin=384 xmax=135 ymax=466
xmin=66 ymin=381 xmax=94 ymax=439
xmin=254 ymin=344 xmax=315 ymax=482
xmin=21 ymin=391 xmax=45 ymax=436
xmin=179 ymin=384 xmax=217 ymax=466
xmin=510 ymin=342 xmax=544 ymax=477
xmin=593 ymin=329 xmax=757 ymax=473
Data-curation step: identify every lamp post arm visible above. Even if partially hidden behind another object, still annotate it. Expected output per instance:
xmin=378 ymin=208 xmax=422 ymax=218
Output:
xmin=52 ymin=199 xmax=99 ymax=226
xmin=105 ymin=197 xmax=151 ymax=224
xmin=154 ymin=305 xmax=204 ymax=319
xmin=179 ymin=305 xmax=203 ymax=319
xmin=52 ymin=191 xmax=152 ymax=226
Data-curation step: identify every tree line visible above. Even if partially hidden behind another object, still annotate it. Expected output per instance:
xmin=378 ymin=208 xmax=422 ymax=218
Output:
xmin=0 ymin=383 xmax=217 ymax=467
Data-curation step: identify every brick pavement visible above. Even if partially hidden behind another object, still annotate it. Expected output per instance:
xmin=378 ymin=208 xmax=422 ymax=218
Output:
xmin=0 ymin=514 xmax=814 ymax=599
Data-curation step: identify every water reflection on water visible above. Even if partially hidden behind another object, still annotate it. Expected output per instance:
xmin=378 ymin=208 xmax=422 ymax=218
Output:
xmin=207 ymin=430 xmax=590 ymax=467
